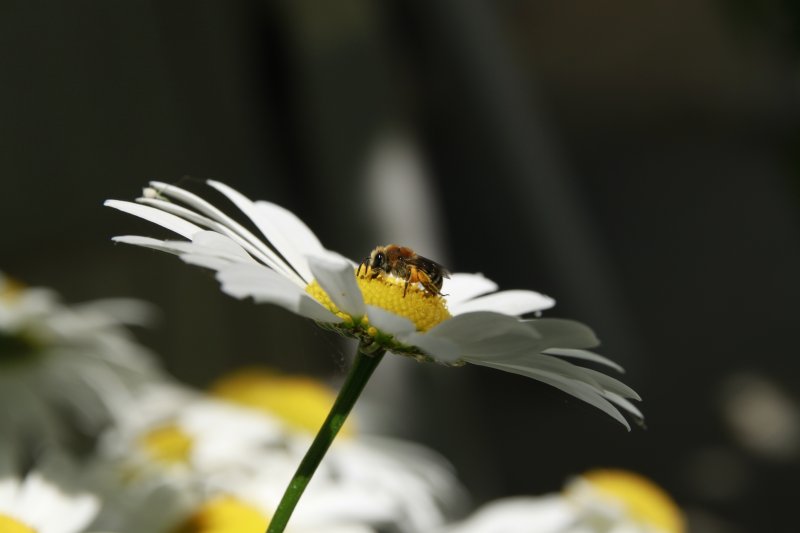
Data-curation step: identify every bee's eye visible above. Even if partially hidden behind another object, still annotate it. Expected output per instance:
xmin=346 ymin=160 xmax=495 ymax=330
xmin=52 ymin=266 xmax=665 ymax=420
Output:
xmin=374 ymin=252 xmax=385 ymax=266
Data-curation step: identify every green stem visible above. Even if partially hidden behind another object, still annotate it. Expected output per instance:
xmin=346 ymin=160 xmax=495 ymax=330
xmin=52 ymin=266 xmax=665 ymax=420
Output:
xmin=266 ymin=342 xmax=386 ymax=533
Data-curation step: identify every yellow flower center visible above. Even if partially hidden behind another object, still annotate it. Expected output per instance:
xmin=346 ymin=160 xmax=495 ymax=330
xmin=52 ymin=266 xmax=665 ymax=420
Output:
xmin=576 ymin=469 xmax=685 ymax=533
xmin=139 ymin=424 xmax=194 ymax=465
xmin=0 ymin=277 xmax=24 ymax=303
xmin=306 ymin=270 xmax=451 ymax=332
xmin=211 ymin=367 xmax=353 ymax=437
xmin=0 ymin=515 xmax=36 ymax=533
xmin=172 ymin=496 xmax=268 ymax=533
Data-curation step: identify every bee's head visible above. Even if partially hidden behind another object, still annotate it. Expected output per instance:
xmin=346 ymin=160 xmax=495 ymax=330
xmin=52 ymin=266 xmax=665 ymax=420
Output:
xmin=369 ymin=248 xmax=388 ymax=272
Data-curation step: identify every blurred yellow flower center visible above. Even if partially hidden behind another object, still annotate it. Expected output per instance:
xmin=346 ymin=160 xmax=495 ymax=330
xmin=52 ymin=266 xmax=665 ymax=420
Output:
xmin=0 ymin=277 xmax=24 ymax=303
xmin=306 ymin=271 xmax=451 ymax=332
xmin=172 ymin=496 xmax=268 ymax=533
xmin=0 ymin=515 xmax=36 ymax=533
xmin=578 ymin=469 xmax=685 ymax=533
xmin=211 ymin=368 xmax=353 ymax=436
xmin=140 ymin=424 xmax=193 ymax=465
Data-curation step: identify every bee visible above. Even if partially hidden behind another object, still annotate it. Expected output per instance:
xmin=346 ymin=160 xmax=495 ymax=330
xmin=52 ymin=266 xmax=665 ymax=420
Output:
xmin=358 ymin=244 xmax=450 ymax=297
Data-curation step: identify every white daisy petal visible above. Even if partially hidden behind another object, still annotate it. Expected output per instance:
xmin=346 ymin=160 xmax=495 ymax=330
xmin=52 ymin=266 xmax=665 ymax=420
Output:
xmin=15 ymin=459 xmax=100 ymax=533
xmin=450 ymin=289 xmax=555 ymax=316
xmin=442 ymin=273 xmax=498 ymax=305
xmin=0 ymin=478 xmax=18 ymax=514
xmin=253 ymin=200 xmax=325 ymax=256
xmin=366 ymin=305 xmax=416 ymax=336
xmin=112 ymin=235 xmax=190 ymax=255
xmin=471 ymin=352 xmax=604 ymax=390
xmin=469 ymin=359 xmax=630 ymax=430
xmin=181 ymin=254 xmax=236 ymax=270
xmin=137 ymin=196 xmax=301 ymax=282
xmin=525 ymin=319 xmax=600 ymax=350
xmin=104 ymin=199 xmax=202 ymax=239
xmin=148 ymin=180 xmax=227 ymax=215
xmin=604 ymin=391 xmax=644 ymax=419
xmin=113 ymin=234 xmax=257 ymax=265
xmin=217 ymin=263 xmax=341 ymax=323
xmin=424 ymin=312 xmax=541 ymax=358
xmin=398 ymin=331 xmax=462 ymax=363
xmin=581 ymin=368 xmax=641 ymax=401
xmin=248 ymin=203 xmax=316 ymax=282
xmin=542 ymin=348 xmax=624 ymax=373
xmin=148 ymin=180 xmax=282 ymax=247
xmin=43 ymin=493 xmax=99 ymax=533
xmin=431 ymin=311 xmax=540 ymax=342
xmin=254 ymin=200 xmax=328 ymax=271
xmin=192 ymin=231 xmax=254 ymax=260
xmin=307 ymin=252 xmax=366 ymax=319
xmin=207 ymin=180 xmax=320 ymax=282
xmin=525 ymin=375 xmax=630 ymax=431
xmin=18 ymin=473 xmax=58 ymax=526
xmin=113 ymin=235 xmax=205 ymax=258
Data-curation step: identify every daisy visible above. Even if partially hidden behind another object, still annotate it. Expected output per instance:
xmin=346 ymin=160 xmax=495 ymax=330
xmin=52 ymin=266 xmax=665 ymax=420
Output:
xmin=109 ymin=482 xmax=376 ymax=533
xmin=439 ymin=469 xmax=685 ymax=533
xmin=87 ymin=451 xmax=377 ymax=533
xmin=103 ymin=379 xmax=460 ymax=532
xmin=97 ymin=383 xmax=288 ymax=484
xmin=97 ymin=378 xmax=456 ymax=533
xmin=106 ymin=180 xmax=641 ymax=532
xmin=0 ymin=454 xmax=101 ymax=533
xmin=105 ymin=181 xmax=640 ymax=427
xmin=166 ymin=494 xmax=376 ymax=533
xmin=0 ymin=273 xmax=162 ymax=446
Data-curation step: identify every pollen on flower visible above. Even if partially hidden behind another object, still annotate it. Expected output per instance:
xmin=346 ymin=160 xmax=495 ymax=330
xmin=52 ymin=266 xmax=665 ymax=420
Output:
xmin=171 ymin=496 xmax=268 ymax=533
xmin=305 ymin=269 xmax=451 ymax=332
xmin=575 ymin=469 xmax=685 ymax=533
xmin=0 ymin=515 xmax=36 ymax=533
xmin=139 ymin=424 xmax=193 ymax=465
xmin=210 ymin=368 xmax=354 ymax=437
xmin=304 ymin=281 xmax=353 ymax=323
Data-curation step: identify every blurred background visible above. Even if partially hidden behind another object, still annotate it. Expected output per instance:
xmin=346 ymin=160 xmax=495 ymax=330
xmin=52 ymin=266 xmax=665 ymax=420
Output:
xmin=1 ymin=1 xmax=799 ymax=531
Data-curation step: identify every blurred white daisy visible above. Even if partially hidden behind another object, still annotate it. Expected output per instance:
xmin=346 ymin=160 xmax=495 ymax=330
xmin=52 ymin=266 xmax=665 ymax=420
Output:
xmin=211 ymin=368 xmax=467 ymax=532
xmin=97 ymin=383 xmax=286 ymax=484
xmin=0 ymin=454 xmax=101 ymax=533
xmin=106 ymin=181 xmax=640 ymax=428
xmin=439 ymin=469 xmax=685 ymax=533
xmin=158 ymin=493 xmax=375 ymax=533
xmin=86 ymin=455 xmax=375 ymax=533
xmin=0 ymin=273 xmax=162 ymax=445
xmin=101 ymin=373 xmax=464 ymax=532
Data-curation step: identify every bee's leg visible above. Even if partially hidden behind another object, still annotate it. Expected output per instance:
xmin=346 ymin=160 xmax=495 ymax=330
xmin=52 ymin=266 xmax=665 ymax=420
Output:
xmin=403 ymin=267 xmax=421 ymax=297
xmin=421 ymin=279 xmax=438 ymax=297
xmin=415 ymin=271 xmax=433 ymax=297
xmin=432 ymin=279 xmax=445 ymax=297
xmin=403 ymin=274 xmax=411 ymax=297
xmin=422 ymin=281 xmax=436 ymax=296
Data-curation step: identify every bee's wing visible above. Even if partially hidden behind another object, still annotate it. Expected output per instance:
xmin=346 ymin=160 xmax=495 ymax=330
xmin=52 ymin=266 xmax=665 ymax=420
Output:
xmin=407 ymin=255 xmax=450 ymax=277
